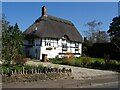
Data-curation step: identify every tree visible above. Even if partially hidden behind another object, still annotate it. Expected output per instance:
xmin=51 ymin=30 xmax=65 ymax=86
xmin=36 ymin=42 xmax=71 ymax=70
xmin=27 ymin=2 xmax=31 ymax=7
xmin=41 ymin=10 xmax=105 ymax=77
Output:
xmin=96 ymin=31 xmax=109 ymax=43
xmin=2 ymin=14 xmax=10 ymax=31
xmin=111 ymin=32 xmax=120 ymax=51
xmin=84 ymin=20 xmax=102 ymax=43
xmin=84 ymin=20 xmax=109 ymax=44
xmin=2 ymin=23 xmax=24 ymax=65
xmin=82 ymin=37 xmax=92 ymax=54
xmin=107 ymin=16 xmax=120 ymax=39
xmin=107 ymin=16 xmax=120 ymax=50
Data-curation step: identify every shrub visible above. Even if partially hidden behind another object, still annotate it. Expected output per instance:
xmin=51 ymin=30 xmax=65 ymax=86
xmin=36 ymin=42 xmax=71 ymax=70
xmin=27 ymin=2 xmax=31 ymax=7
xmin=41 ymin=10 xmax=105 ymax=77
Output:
xmin=12 ymin=54 xmax=27 ymax=65
xmin=74 ymin=58 xmax=81 ymax=66
xmin=104 ymin=54 xmax=111 ymax=65
xmin=80 ymin=56 xmax=91 ymax=66
xmin=81 ymin=54 xmax=87 ymax=57
xmin=62 ymin=52 xmax=75 ymax=65
xmin=50 ymin=58 xmax=63 ymax=64
xmin=75 ymin=61 xmax=81 ymax=66
xmin=90 ymin=61 xmax=103 ymax=69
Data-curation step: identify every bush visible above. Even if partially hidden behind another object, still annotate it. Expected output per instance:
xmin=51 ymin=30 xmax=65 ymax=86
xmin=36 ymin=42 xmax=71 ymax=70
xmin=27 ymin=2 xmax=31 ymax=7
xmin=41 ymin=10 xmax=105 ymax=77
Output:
xmin=81 ymin=54 xmax=87 ymax=57
xmin=80 ymin=56 xmax=91 ymax=66
xmin=50 ymin=58 xmax=63 ymax=64
xmin=104 ymin=54 xmax=111 ymax=65
xmin=90 ymin=61 xmax=104 ymax=69
xmin=12 ymin=54 xmax=27 ymax=65
xmin=75 ymin=60 xmax=81 ymax=66
xmin=62 ymin=52 xmax=75 ymax=65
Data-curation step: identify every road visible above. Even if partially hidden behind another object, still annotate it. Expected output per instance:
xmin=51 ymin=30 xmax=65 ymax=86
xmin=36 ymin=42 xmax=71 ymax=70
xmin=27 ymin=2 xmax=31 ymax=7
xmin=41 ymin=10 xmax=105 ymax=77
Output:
xmin=86 ymin=82 xmax=119 ymax=88
xmin=2 ymin=74 xmax=119 ymax=88
xmin=0 ymin=75 xmax=1 ymax=83
xmin=1 ymin=62 xmax=120 ymax=89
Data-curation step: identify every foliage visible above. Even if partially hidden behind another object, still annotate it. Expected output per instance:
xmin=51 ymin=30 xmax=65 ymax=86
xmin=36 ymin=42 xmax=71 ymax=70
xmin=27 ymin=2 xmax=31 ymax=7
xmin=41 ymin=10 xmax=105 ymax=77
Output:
xmin=84 ymin=43 xmax=120 ymax=60
xmin=107 ymin=16 xmax=120 ymax=38
xmin=82 ymin=39 xmax=92 ymax=53
xmin=50 ymin=57 xmax=120 ymax=72
xmin=2 ymin=14 xmax=10 ymax=31
xmin=80 ymin=56 xmax=91 ymax=66
xmin=107 ymin=16 xmax=120 ymax=51
xmin=50 ymin=58 xmax=63 ymax=64
xmin=2 ymin=23 xmax=24 ymax=65
xmin=62 ymin=52 xmax=75 ymax=65
xmin=111 ymin=32 xmax=120 ymax=51
xmin=81 ymin=53 xmax=87 ymax=57
xmin=12 ymin=54 xmax=27 ymax=65
xmin=95 ymin=31 xmax=109 ymax=43
xmin=104 ymin=54 xmax=110 ymax=65
xmin=84 ymin=20 xmax=109 ymax=43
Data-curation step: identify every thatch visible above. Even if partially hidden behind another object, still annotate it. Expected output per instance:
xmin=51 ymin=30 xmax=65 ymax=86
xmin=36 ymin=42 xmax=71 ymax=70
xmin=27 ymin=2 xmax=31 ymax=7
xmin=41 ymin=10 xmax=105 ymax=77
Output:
xmin=23 ymin=15 xmax=83 ymax=42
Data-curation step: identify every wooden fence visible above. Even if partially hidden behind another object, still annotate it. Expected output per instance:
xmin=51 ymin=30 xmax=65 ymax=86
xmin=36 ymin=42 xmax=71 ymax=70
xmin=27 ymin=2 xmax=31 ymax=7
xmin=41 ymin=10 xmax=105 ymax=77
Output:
xmin=2 ymin=67 xmax=72 ymax=76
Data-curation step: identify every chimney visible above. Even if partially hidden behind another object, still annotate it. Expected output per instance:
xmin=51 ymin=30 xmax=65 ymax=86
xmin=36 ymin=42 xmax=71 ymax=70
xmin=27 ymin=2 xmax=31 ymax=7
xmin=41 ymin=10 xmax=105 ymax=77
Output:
xmin=84 ymin=37 xmax=87 ymax=41
xmin=42 ymin=6 xmax=47 ymax=16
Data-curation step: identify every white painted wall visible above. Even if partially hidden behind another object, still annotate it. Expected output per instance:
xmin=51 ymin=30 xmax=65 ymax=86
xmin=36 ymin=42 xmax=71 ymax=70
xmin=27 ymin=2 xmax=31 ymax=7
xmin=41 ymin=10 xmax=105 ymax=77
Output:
xmin=25 ymin=38 xmax=82 ymax=59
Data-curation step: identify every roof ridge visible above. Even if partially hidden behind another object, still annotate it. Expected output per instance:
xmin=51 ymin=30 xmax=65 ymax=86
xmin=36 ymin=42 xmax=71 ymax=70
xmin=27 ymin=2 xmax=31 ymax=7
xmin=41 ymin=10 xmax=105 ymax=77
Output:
xmin=35 ymin=15 xmax=74 ymax=26
xmin=47 ymin=15 xmax=73 ymax=25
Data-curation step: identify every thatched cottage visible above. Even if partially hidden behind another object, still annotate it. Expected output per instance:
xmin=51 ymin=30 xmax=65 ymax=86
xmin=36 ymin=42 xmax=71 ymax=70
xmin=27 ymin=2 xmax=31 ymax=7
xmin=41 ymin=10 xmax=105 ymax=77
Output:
xmin=23 ymin=6 xmax=83 ymax=60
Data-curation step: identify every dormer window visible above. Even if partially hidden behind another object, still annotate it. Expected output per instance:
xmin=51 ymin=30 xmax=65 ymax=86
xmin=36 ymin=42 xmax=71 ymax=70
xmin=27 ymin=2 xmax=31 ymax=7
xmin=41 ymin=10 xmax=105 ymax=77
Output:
xmin=62 ymin=35 xmax=69 ymax=41
xmin=62 ymin=37 xmax=65 ymax=41
xmin=35 ymin=27 xmax=38 ymax=30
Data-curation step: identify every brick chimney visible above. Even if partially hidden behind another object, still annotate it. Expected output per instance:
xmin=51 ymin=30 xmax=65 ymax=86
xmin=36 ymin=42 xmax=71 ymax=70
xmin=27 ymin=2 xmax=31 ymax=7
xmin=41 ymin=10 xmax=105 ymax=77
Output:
xmin=42 ymin=6 xmax=47 ymax=16
xmin=84 ymin=37 xmax=87 ymax=41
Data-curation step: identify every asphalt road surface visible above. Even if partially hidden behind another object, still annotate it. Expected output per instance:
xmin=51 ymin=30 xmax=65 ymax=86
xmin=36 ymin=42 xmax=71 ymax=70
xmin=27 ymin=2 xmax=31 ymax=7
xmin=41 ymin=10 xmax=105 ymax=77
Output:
xmin=85 ymin=82 xmax=119 ymax=88
xmin=2 ymin=74 xmax=119 ymax=88
xmin=0 ymin=75 xmax=1 ymax=83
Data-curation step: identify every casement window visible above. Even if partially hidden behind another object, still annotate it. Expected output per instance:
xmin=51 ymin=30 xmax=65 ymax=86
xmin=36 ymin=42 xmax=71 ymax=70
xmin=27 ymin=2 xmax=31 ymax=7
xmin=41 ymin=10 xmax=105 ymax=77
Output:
xmin=28 ymin=39 xmax=34 ymax=45
xmin=62 ymin=44 xmax=67 ymax=51
xmin=45 ymin=39 xmax=51 ymax=46
xmin=45 ymin=42 xmax=51 ymax=46
xmin=75 ymin=43 xmax=79 ymax=51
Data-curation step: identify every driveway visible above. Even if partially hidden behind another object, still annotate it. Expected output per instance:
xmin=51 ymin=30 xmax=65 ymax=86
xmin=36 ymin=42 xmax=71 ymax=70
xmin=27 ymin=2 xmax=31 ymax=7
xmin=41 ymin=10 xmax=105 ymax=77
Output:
xmin=25 ymin=61 xmax=118 ymax=80
xmin=2 ymin=61 xmax=119 ymax=88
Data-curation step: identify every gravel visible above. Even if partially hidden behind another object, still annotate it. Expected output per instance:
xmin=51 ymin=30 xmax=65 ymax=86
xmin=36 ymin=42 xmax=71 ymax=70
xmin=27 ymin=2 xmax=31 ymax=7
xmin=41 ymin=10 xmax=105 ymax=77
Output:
xmin=25 ymin=61 xmax=118 ymax=80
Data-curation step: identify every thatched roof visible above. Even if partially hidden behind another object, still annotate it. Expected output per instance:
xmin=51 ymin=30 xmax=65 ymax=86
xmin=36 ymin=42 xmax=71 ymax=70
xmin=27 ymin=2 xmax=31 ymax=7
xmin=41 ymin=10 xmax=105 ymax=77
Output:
xmin=23 ymin=15 xmax=83 ymax=42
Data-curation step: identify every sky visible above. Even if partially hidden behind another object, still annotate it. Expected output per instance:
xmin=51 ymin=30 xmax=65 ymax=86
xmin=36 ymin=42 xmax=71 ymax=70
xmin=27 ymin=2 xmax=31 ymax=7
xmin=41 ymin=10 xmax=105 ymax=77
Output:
xmin=118 ymin=1 xmax=120 ymax=16
xmin=2 ymin=2 xmax=118 ymax=37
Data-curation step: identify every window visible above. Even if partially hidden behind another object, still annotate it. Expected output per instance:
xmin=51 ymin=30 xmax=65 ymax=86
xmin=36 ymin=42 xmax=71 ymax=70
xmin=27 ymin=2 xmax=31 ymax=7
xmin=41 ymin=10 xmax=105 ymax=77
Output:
xmin=44 ymin=38 xmax=51 ymax=46
xmin=45 ymin=42 xmax=51 ymax=46
xmin=62 ymin=44 xmax=67 ymax=51
xmin=49 ymin=43 xmax=51 ymax=46
xmin=75 ymin=43 xmax=79 ymax=51
xmin=28 ymin=39 xmax=34 ymax=45
xmin=35 ymin=27 xmax=37 ymax=30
